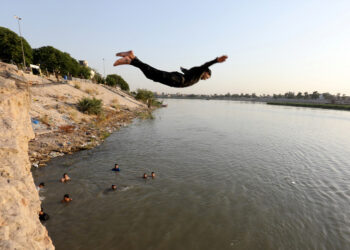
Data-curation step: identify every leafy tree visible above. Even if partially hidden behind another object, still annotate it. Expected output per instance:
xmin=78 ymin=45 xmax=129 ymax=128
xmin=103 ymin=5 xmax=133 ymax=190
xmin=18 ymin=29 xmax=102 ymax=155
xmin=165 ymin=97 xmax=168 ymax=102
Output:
xmin=322 ymin=92 xmax=334 ymax=100
xmin=0 ymin=26 xmax=32 ymax=66
xmin=284 ymin=92 xmax=295 ymax=99
xmin=105 ymin=74 xmax=130 ymax=91
xmin=304 ymin=92 xmax=309 ymax=99
xmin=311 ymin=91 xmax=320 ymax=99
xmin=33 ymin=46 xmax=90 ymax=78
xmin=135 ymin=89 xmax=154 ymax=102
xmin=135 ymin=89 xmax=162 ymax=107
xmin=92 ymin=72 xmax=105 ymax=84
xmin=78 ymin=65 xmax=91 ymax=79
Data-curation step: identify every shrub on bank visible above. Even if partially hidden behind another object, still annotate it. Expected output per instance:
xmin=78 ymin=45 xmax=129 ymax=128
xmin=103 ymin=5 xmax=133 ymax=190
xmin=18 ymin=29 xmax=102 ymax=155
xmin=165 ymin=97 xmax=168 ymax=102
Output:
xmin=77 ymin=97 xmax=102 ymax=115
xmin=135 ymin=89 xmax=162 ymax=107
xmin=105 ymin=74 xmax=129 ymax=91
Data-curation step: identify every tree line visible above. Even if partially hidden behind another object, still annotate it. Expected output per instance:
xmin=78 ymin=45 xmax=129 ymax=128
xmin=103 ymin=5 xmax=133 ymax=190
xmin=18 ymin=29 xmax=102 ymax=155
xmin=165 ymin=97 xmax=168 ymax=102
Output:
xmin=157 ymin=91 xmax=349 ymax=101
xmin=0 ymin=26 xmax=129 ymax=91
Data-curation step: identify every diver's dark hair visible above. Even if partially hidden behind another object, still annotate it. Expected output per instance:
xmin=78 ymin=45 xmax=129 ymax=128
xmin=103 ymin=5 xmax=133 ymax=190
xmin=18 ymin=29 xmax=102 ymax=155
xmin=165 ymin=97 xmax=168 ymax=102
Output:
xmin=39 ymin=182 xmax=45 ymax=186
xmin=206 ymin=68 xmax=212 ymax=76
xmin=64 ymin=194 xmax=70 ymax=198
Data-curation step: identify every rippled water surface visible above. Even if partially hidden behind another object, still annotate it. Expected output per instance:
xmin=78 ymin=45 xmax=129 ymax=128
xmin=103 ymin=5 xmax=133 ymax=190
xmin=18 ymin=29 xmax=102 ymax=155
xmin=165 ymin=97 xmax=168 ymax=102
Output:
xmin=33 ymin=99 xmax=350 ymax=250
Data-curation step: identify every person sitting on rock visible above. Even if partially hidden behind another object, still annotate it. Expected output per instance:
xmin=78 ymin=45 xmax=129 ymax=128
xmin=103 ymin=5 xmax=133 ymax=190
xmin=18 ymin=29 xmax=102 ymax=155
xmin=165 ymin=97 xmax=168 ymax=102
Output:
xmin=112 ymin=164 xmax=120 ymax=172
xmin=113 ymin=50 xmax=228 ymax=88
xmin=61 ymin=194 xmax=72 ymax=203
xmin=60 ymin=173 xmax=71 ymax=183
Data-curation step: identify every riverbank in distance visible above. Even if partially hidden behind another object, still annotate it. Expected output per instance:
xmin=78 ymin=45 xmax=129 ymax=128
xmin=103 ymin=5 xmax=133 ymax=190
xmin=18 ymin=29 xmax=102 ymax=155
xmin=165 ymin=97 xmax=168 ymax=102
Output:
xmin=267 ymin=102 xmax=350 ymax=111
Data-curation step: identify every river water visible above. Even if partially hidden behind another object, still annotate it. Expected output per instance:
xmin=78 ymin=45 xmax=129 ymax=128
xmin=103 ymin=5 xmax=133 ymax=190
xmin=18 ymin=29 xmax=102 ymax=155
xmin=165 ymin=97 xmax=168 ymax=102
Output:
xmin=33 ymin=99 xmax=350 ymax=250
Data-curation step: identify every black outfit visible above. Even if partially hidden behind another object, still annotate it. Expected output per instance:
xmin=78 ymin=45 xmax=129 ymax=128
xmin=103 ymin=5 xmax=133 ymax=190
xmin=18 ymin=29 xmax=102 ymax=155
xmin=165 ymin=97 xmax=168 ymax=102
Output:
xmin=39 ymin=212 xmax=50 ymax=221
xmin=130 ymin=57 xmax=219 ymax=88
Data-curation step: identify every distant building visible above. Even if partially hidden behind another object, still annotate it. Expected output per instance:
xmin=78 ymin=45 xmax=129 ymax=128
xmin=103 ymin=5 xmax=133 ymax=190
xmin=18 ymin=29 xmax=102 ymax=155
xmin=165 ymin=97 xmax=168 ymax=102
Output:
xmin=79 ymin=60 xmax=88 ymax=67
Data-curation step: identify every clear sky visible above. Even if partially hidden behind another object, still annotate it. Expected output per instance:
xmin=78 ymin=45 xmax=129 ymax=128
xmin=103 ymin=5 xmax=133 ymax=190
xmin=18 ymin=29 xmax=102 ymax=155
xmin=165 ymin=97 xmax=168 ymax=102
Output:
xmin=2 ymin=0 xmax=350 ymax=95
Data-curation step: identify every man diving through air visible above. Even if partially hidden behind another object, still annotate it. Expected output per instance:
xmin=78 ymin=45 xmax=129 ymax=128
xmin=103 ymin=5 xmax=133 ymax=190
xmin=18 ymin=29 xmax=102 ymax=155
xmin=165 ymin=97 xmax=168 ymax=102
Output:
xmin=113 ymin=51 xmax=228 ymax=88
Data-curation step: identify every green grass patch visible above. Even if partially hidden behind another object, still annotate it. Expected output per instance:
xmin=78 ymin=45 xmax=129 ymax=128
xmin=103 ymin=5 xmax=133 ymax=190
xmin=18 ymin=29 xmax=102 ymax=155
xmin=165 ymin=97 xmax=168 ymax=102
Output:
xmin=138 ymin=111 xmax=154 ymax=120
xmin=77 ymin=97 xmax=103 ymax=115
xmin=100 ymin=131 xmax=111 ymax=140
xmin=267 ymin=102 xmax=350 ymax=111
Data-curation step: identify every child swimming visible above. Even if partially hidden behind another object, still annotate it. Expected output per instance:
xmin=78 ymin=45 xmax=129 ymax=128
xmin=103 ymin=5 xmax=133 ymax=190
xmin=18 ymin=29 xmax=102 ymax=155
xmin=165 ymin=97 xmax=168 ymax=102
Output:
xmin=112 ymin=164 xmax=120 ymax=172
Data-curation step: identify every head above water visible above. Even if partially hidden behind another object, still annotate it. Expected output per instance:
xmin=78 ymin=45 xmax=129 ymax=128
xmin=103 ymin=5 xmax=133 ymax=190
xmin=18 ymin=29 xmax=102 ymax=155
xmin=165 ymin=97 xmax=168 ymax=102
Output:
xmin=63 ymin=194 xmax=72 ymax=203
xmin=143 ymin=173 xmax=148 ymax=179
xmin=39 ymin=182 xmax=45 ymax=188
xmin=111 ymin=185 xmax=117 ymax=190
xmin=114 ymin=164 xmax=119 ymax=168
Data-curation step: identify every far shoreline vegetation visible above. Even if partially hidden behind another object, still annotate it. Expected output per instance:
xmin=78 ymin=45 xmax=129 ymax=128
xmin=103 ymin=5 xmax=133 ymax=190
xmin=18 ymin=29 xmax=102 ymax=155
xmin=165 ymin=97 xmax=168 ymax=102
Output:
xmin=155 ymin=91 xmax=350 ymax=111
xmin=267 ymin=102 xmax=350 ymax=111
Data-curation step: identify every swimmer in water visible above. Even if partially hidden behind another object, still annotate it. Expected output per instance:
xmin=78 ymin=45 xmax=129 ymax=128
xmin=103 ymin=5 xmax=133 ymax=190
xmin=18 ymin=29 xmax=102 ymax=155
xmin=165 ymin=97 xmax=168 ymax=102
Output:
xmin=36 ymin=182 xmax=45 ymax=191
xmin=39 ymin=207 xmax=50 ymax=222
xmin=143 ymin=173 xmax=148 ymax=179
xmin=151 ymin=172 xmax=156 ymax=178
xmin=60 ymin=173 xmax=70 ymax=183
xmin=61 ymin=194 xmax=72 ymax=203
xmin=112 ymin=164 xmax=120 ymax=172
xmin=111 ymin=184 xmax=117 ymax=190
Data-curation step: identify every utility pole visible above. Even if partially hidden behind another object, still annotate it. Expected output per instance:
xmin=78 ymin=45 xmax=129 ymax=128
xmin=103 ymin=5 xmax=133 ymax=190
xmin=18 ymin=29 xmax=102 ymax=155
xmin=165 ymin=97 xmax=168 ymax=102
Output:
xmin=103 ymin=58 xmax=106 ymax=78
xmin=14 ymin=15 xmax=26 ymax=69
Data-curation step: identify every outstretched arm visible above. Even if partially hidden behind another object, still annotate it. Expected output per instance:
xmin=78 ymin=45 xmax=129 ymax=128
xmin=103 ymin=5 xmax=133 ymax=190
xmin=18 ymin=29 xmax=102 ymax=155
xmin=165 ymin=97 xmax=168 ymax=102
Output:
xmin=201 ymin=55 xmax=228 ymax=68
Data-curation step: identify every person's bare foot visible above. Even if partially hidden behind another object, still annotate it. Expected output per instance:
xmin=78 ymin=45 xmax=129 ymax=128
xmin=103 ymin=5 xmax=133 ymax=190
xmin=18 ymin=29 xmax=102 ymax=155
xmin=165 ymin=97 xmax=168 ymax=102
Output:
xmin=116 ymin=50 xmax=135 ymax=59
xmin=113 ymin=56 xmax=132 ymax=66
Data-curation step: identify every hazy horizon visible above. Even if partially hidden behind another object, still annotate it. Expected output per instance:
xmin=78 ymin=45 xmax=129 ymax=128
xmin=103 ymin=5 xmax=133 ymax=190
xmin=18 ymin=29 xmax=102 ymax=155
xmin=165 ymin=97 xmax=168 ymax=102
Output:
xmin=2 ymin=0 xmax=350 ymax=95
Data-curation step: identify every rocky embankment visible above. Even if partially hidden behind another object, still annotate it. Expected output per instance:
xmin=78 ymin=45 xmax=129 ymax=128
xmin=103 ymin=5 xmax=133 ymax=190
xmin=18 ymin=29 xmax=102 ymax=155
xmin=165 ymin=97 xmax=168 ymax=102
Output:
xmin=0 ymin=62 xmax=148 ymax=249
xmin=0 ymin=70 xmax=54 ymax=249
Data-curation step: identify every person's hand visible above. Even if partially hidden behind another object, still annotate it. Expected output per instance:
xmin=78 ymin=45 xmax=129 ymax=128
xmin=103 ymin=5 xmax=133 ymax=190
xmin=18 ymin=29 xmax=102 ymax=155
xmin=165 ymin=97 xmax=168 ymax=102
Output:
xmin=217 ymin=55 xmax=228 ymax=63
